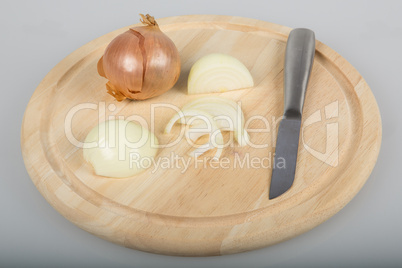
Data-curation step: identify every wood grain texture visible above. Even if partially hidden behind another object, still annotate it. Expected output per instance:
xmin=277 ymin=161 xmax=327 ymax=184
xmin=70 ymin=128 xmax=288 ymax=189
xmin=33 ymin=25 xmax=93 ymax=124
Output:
xmin=21 ymin=15 xmax=382 ymax=256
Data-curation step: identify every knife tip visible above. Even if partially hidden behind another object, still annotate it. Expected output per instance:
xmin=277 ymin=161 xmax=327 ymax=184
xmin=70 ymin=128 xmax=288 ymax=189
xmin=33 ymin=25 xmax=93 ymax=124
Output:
xmin=269 ymin=187 xmax=290 ymax=200
xmin=268 ymin=190 xmax=281 ymax=200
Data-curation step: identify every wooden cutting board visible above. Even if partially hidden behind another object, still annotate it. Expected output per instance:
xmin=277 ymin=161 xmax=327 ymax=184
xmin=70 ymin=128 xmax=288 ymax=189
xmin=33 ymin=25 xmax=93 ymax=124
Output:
xmin=21 ymin=15 xmax=381 ymax=256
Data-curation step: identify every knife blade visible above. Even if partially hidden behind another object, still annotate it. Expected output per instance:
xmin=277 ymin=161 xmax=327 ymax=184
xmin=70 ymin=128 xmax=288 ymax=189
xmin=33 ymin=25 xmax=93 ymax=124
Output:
xmin=269 ymin=28 xmax=315 ymax=199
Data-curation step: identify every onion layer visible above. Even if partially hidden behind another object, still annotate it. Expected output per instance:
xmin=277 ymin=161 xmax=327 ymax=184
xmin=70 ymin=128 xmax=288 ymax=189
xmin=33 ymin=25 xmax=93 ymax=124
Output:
xmin=164 ymin=97 xmax=249 ymax=159
xmin=164 ymin=109 xmax=224 ymax=160
xmin=188 ymin=53 xmax=254 ymax=95
xmin=181 ymin=96 xmax=249 ymax=146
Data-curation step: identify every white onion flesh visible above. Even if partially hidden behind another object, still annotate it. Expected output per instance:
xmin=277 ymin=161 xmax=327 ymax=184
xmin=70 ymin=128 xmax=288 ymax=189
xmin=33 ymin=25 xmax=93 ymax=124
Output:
xmin=164 ymin=97 xmax=248 ymax=159
xmin=164 ymin=109 xmax=224 ymax=160
xmin=188 ymin=53 xmax=254 ymax=95
xmin=181 ymin=96 xmax=249 ymax=146
xmin=164 ymin=109 xmax=213 ymax=134
xmin=83 ymin=119 xmax=158 ymax=178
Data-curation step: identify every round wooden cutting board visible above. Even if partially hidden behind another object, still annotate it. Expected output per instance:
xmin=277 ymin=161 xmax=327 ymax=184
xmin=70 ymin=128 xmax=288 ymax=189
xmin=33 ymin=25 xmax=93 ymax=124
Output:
xmin=21 ymin=15 xmax=381 ymax=256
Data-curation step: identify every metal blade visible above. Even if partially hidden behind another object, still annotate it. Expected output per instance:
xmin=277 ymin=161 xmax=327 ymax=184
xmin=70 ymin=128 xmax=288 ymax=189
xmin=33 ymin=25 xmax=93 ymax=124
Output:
xmin=269 ymin=117 xmax=302 ymax=199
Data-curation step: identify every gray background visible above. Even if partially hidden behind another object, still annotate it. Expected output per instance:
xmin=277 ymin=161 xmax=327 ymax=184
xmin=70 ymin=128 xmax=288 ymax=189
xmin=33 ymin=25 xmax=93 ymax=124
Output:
xmin=1 ymin=0 xmax=401 ymax=267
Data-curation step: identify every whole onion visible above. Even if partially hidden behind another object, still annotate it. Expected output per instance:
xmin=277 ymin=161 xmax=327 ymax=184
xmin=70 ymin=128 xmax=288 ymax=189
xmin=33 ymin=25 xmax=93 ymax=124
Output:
xmin=97 ymin=14 xmax=181 ymax=101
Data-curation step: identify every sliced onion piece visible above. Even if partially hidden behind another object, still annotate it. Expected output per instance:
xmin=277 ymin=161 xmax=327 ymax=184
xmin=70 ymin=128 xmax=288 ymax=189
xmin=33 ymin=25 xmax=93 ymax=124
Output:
xmin=185 ymin=121 xmax=210 ymax=142
xmin=164 ymin=109 xmax=214 ymax=134
xmin=182 ymin=96 xmax=248 ymax=146
xmin=188 ymin=141 xmax=223 ymax=160
xmin=188 ymin=53 xmax=254 ymax=94
xmin=164 ymin=109 xmax=224 ymax=159
xmin=83 ymin=119 xmax=158 ymax=178
xmin=187 ymin=125 xmax=224 ymax=160
xmin=164 ymin=96 xmax=250 ymax=160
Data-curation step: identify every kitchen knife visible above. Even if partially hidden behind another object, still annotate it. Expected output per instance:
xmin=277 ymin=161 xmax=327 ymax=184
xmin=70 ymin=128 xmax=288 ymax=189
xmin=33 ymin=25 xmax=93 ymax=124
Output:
xmin=269 ymin=28 xmax=315 ymax=200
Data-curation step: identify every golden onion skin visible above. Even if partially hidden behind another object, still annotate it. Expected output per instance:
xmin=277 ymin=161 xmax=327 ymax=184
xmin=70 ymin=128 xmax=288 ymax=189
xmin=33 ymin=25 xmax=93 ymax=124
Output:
xmin=98 ymin=14 xmax=181 ymax=101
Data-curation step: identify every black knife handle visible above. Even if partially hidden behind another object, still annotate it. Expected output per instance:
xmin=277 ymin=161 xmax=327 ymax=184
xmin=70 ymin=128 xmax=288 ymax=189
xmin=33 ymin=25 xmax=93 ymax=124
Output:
xmin=283 ymin=28 xmax=315 ymax=119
